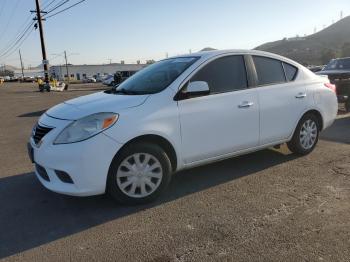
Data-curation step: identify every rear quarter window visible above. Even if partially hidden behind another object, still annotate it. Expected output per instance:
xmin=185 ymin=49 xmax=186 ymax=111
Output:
xmin=283 ymin=62 xmax=298 ymax=81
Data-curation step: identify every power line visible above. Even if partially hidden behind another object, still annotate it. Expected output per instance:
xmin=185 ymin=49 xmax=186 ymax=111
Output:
xmin=0 ymin=20 xmax=34 ymax=57
xmin=0 ymin=21 xmax=35 ymax=59
xmin=0 ymin=26 xmax=35 ymax=61
xmin=0 ymin=0 xmax=22 ymax=42
xmin=0 ymin=0 xmax=7 ymax=19
xmin=45 ymin=0 xmax=69 ymax=14
xmin=0 ymin=14 xmax=34 ymax=54
xmin=45 ymin=0 xmax=86 ymax=19
xmin=41 ymin=0 xmax=58 ymax=11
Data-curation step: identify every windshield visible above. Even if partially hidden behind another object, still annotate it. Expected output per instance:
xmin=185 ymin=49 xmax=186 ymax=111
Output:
xmin=324 ymin=58 xmax=350 ymax=71
xmin=115 ymin=57 xmax=199 ymax=95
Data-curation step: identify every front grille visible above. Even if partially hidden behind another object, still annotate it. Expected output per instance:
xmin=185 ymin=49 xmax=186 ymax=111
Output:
xmin=35 ymin=164 xmax=50 ymax=181
xmin=33 ymin=124 xmax=53 ymax=144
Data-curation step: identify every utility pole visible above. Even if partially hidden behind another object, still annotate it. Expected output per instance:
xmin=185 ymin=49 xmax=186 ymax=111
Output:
xmin=19 ymin=49 xmax=25 ymax=79
xmin=64 ymin=50 xmax=69 ymax=83
xmin=33 ymin=0 xmax=49 ymax=87
xmin=59 ymin=64 xmax=63 ymax=80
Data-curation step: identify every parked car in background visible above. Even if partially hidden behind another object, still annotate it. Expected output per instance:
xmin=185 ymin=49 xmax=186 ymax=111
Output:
xmin=317 ymin=57 xmax=350 ymax=112
xmin=4 ymin=76 xmax=18 ymax=82
xmin=102 ymin=71 xmax=139 ymax=86
xmin=83 ymin=77 xmax=97 ymax=83
xmin=308 ymin=65 xmax=324 ymax=73
xmin=95 ymin=75 xmax=108 ymax=82
xmin=28 ymin=50 xmax=337 ymax=205
xmin=102 ymin=75 xmax=114 ymax=86
xmin=20 ymin=76 xmax=35 ymax=83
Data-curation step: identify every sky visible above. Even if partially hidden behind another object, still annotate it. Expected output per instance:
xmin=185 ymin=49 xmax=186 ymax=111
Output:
xmin=0 ymin=0 xmax=350 ymax=68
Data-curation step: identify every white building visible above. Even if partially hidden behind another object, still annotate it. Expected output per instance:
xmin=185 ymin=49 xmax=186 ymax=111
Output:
xmin=13 ymin=68 xmax=44 ymax=78
xmin=49 ymin=63 xmax=146 ymax=80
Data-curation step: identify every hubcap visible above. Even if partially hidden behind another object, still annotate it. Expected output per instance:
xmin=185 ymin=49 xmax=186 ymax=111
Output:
xmin=299 ymin=119 xmax=317 ymax=150
xmin=116 ymin=153 xmax=163 ymax=198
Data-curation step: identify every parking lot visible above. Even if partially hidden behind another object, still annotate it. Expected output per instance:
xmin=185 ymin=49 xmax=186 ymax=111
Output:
xmin=0 ymin=82 xmax=349 ymax=261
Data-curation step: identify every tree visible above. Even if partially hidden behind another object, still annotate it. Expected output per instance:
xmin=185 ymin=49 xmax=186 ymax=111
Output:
xmin=341 ymin=42 xmax=350 ymax=57
xmin=146 ymin=59 xmax=155 ymax=64
xmin=0 ymin=69 xmax=14 ymax=77
xmin=320 ymin=49 xmax=336 ymax=64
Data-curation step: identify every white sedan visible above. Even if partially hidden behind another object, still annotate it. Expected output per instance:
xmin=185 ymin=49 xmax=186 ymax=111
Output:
xmin=28 ymin=50 xmax=338 ymax=205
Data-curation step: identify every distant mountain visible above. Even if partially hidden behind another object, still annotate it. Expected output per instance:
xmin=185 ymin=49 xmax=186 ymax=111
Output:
xmin=1 ymin=64 xmax=46 ymax=72
xmin=255 ymin=16 xmax=350 ymax=65
xmin=1 ymin=65 xmax=19 ymax=71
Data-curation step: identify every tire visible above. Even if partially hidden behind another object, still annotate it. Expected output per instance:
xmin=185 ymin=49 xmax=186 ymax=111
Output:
xmin=345 ymin=100 xmax=350 ymax=113
xmin=107 ymin=142 xmax=172 ymax=205
xmin=287 ymin=113 xmax=320 ymax=155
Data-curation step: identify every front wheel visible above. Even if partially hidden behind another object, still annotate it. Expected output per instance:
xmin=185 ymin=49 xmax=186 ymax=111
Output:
xmin=287 ymin=113 xmax=320 ymax=155
xmin=107 ymin=143 xmax=172 ymax=205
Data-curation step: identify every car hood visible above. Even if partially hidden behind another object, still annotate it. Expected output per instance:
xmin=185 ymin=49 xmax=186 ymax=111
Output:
xmin=46 ymin=91 xmax=149 ymax=120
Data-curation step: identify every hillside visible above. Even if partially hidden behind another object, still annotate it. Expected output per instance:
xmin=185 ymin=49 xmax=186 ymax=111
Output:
xmin=255 ymin=16 xmax=350 ymax=65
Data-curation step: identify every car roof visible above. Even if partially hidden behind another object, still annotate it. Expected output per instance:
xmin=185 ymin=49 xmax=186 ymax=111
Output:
xmin=173 ymin=49 xmax=300 ymax=66
xmin=332 ymin=57 xmax=350 ymax=61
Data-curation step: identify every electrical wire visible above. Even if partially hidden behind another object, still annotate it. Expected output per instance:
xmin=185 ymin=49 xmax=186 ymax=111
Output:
xmin=0 ymin=21 xmax=35 ymax=59
xmin=41 ymin=0 xmax=58 ymax=11
xmin=45 ymin=0 xmax=69 ymax=14
xmin=1 ymin=27 xmax=35 ymax=61
xmin=0 ymin=0 xmax=22 ymax=42
xmin=0 ymin=0 xmax=7 ymax=19
xmin=0 ymin=14 xmax=34 ymax=54
xmin=45 ymin=0 xmax=86 ymax=19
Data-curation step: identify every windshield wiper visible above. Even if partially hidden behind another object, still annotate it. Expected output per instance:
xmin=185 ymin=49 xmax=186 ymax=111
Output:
xmin=111 ymin=88 xmax=140 ymax=95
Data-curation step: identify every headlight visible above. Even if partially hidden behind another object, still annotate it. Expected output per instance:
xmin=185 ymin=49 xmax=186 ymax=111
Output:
xmin=54 ymin=113 xmax=119 ymax=144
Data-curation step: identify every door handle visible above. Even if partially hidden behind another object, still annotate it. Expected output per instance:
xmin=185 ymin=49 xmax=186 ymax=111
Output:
xmin=238 ymin=101 xmax=254 ymax=108
xmin=295 ymin=93 xmax=307 ymax=99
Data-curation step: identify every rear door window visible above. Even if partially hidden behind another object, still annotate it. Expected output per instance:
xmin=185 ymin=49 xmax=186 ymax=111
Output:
xmin=253 ymin=56 xmax=286 ymax=86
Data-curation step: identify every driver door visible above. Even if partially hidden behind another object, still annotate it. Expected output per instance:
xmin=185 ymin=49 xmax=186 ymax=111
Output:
xmin=177 ymin=55 xmax=259 ymax=164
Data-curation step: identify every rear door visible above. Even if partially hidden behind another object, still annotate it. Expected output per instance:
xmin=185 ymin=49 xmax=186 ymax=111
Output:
xmin=252 ymin=56 xmax=307 ymax=145
xmin=177 ymin=55 xmax=259 ymax=164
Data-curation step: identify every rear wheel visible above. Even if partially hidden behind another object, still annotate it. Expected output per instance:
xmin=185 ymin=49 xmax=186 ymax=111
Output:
xmin=345 ymin=100 xmax=350 ymax=112
xmin=287 ymin=113 xmax=320 ymax=155
xmin=107 ymin=142 xmax=172 ymax=205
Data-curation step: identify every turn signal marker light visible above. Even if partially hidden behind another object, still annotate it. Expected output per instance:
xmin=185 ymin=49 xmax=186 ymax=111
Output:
xmin=102 ymin=115 xmax=117 ymax=129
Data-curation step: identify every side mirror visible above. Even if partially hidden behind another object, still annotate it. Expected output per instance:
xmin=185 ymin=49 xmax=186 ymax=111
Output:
xmin=175 ymin=81 xmax=210 ymax=100
xmin=187 ymin=81 xmax=210 ymax=93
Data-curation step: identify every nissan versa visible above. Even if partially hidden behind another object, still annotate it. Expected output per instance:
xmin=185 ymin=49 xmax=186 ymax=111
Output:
xmin=28 ymin=50 xmax=338 ymax=205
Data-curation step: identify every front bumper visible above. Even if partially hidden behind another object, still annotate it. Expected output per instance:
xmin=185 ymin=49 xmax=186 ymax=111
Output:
xmin=29 ymin=114 xmax=122 ymax=196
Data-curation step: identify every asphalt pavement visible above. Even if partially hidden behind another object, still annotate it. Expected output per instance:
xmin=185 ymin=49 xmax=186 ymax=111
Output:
xmin=0 ymin=83 xmax=349 ymax=262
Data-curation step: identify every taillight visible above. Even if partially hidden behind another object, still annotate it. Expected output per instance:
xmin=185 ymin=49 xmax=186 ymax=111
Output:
xmin=324 ymin=83 xmax=336 ymax=93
